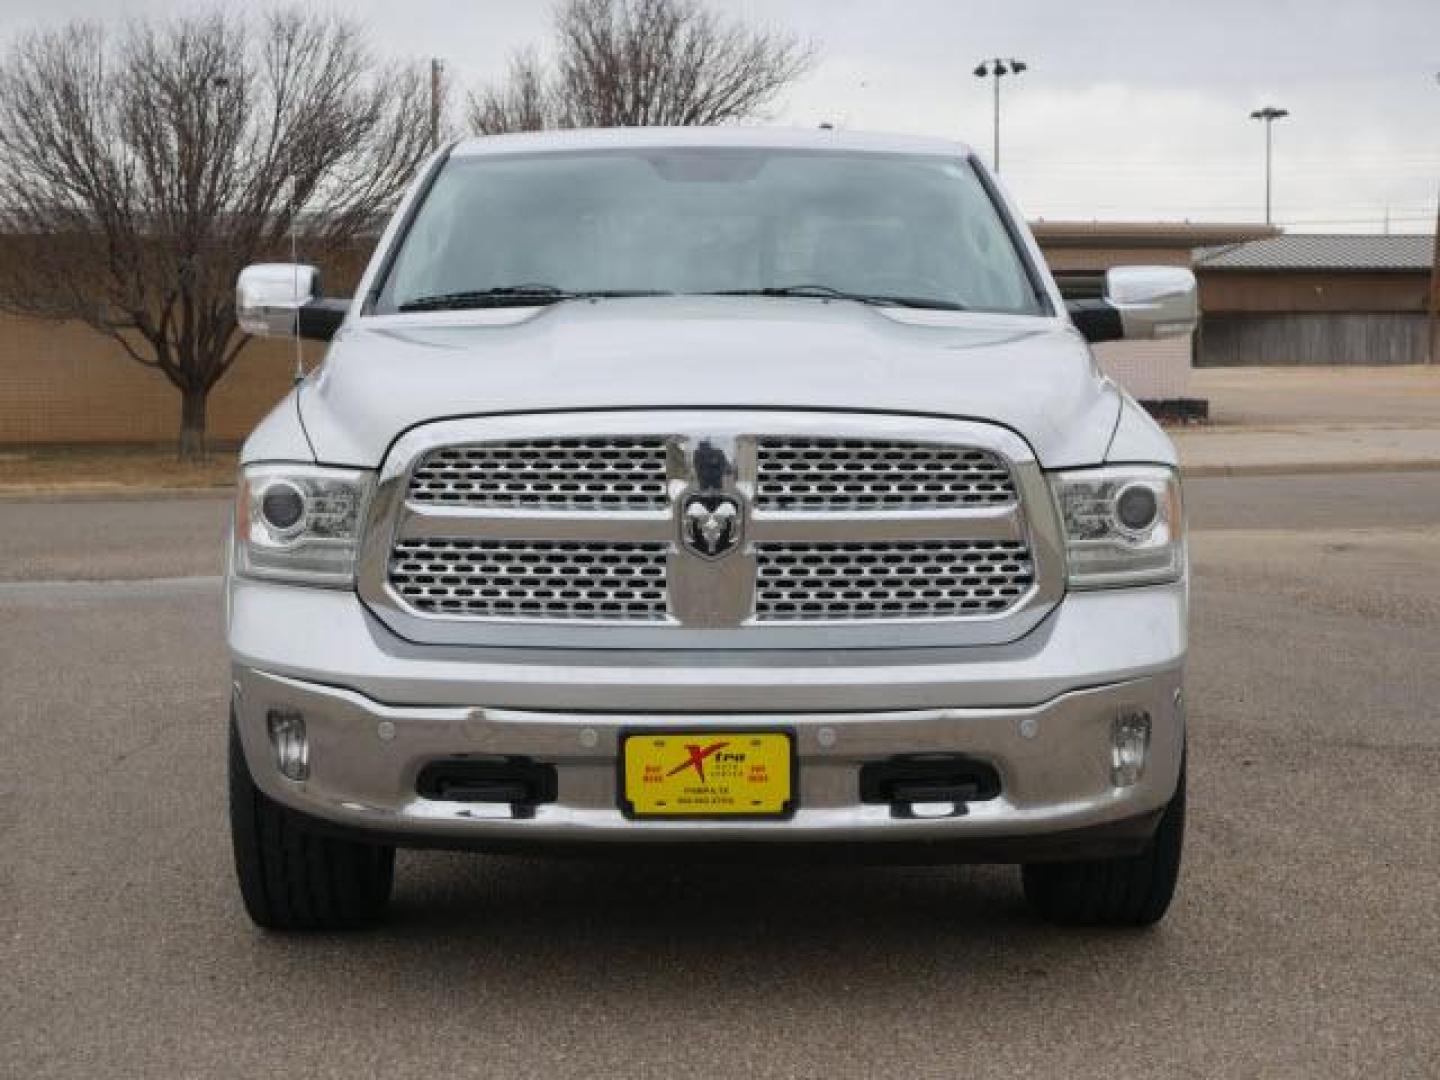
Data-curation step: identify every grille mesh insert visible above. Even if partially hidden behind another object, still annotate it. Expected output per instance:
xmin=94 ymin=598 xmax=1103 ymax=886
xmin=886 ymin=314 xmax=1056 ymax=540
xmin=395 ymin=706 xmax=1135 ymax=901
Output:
xmin=755 ymin=438 xmax=1015 ymax=511
xmin=754 ymin=540 xmax=1034 ymax=620
xmin=409 ymin=438 xmax=669 ymax=509
xmin=389 ymin=539 xmax=668 ymax=620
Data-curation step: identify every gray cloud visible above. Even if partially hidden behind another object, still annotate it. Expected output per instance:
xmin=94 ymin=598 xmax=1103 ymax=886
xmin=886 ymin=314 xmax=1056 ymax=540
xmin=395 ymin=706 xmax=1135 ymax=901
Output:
xmin=1 ymin=0 xmax=1435 ymax=230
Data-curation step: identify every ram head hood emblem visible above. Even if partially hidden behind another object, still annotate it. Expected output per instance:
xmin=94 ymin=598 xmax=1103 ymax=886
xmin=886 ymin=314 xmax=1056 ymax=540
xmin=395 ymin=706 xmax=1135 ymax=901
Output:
xmin=682 ymin=494 xmax=742 ymax=559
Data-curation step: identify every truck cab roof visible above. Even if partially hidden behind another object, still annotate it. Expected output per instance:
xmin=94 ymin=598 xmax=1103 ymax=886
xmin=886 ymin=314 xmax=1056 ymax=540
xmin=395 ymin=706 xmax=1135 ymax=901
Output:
xmin=449 ymin=126 xmax=976 ymax=161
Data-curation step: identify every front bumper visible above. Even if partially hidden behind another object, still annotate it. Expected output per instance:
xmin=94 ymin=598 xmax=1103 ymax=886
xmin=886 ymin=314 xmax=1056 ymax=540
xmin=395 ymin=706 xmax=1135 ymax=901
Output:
xmin=230 ymin=579 xmax=1186 ymax=854
xmin=234 ymin=667 xmax=1182 ymax=851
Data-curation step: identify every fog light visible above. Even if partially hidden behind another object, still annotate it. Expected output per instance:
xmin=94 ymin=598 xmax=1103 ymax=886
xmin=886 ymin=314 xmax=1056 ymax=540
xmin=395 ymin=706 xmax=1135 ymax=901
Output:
xmin=267 ymin=708 xmax=309 ymax=781
xmin=1111 ymin=709 xmax=1151 ymax=787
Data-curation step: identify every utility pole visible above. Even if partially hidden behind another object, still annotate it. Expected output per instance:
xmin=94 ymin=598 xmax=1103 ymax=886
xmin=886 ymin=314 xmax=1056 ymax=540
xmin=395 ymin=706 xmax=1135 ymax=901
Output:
xmin=1430 ymin=74 xmax=1439 ymax=364
xmin=1249 ymin=106 xmax=1289 ymax=225
xmin=973 ymin=58 xmax=1027 ymax=173
xmin=1429 ymin=179 xmax=1439 ymax=364
xmin=429 ymin=58 xmax=444 ymax=153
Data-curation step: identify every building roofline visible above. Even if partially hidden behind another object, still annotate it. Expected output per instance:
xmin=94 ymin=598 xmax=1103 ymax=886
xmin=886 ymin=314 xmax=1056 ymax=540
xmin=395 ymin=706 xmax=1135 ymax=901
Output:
xmin=1193 ymin=232 xmax=1435 ymax=272
xmin=1195 ymin=263 xmax=1431 ymax=274
xmin=1030 ymin=221 xmax=1282 ymax=248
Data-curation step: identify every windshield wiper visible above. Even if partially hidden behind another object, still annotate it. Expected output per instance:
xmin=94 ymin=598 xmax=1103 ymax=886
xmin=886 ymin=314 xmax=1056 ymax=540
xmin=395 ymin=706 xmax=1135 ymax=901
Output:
xmin=698 ymin=285 xmax=966 ymax=311
xmin=398 ymin=283 xmax=965 ymax=313
xmin=398 ymin=286 xmax=670 ymax=312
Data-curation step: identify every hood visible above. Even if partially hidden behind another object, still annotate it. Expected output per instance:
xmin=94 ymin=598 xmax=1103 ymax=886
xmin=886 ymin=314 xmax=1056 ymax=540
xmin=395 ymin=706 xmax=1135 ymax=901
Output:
xmin=297 ymin=296 xmax=1120 ymax=467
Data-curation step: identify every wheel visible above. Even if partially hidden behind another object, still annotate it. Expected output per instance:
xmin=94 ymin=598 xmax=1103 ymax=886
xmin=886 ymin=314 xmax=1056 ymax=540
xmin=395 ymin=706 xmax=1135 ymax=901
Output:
xmin=1021 ymin=764 xmax=1185 ymax=927
xmin=228 ymin=719 xmax=395 ymax=931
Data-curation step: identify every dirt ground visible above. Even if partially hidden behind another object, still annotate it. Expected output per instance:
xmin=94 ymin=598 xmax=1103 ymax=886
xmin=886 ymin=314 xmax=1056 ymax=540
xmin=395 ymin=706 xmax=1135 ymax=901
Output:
xmin=1193 ymin=364 xmax=1440 ymax=428
xmin=0 ymin=444 xmax=238 ymax=493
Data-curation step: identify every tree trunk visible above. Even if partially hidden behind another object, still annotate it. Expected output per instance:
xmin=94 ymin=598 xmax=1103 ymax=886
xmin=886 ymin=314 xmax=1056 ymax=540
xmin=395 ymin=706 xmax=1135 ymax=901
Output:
xmin=178 ymin=384 xmax=209 ymax=462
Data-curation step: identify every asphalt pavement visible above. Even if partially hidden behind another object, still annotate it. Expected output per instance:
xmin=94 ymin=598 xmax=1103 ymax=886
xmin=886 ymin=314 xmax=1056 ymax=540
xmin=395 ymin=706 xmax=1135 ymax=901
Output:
xmin=2 ymin=474 xmax=1438 ymax=1078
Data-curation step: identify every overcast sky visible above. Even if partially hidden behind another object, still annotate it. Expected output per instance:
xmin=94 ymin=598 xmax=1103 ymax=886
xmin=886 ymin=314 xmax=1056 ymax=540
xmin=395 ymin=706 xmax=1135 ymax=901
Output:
xmin=2 ymin=0 xmax=1436 ymax=232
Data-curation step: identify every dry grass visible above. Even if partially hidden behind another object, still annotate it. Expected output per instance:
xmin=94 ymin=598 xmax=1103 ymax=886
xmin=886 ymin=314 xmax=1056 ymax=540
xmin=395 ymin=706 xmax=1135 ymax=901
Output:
xmin=0 ymin=444 xmax=237 ymax=493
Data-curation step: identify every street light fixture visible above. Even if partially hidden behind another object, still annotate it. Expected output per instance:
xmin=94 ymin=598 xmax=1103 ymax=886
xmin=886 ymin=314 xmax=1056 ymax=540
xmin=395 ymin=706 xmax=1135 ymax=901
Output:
xmin=974 ymin=58 xmax=1027 ymax=173
xmin=1249 ymin=105 xmax=1289 ymax=225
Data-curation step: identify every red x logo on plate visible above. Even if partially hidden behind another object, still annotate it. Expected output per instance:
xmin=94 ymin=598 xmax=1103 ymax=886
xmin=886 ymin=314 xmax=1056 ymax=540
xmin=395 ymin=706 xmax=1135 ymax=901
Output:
xmin=665 ymin=741 xmax=730 ymax=783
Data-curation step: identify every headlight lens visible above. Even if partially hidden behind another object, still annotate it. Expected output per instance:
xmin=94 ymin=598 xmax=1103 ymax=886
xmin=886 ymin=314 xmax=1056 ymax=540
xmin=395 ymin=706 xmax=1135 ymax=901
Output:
xmin=234 ymin=464 xmax=374 ymax=586
xmin=1049 ymin=465 xmax=1184 ymax=588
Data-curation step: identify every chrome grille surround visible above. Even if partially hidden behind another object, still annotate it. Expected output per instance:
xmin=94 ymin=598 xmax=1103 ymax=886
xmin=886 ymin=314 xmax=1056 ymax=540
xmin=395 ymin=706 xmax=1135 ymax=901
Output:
xmin=756 ymin=438 xmax=1015 ymax=511
xmin=357 ymin=411 xmax=1066 ymax=650
xmin=409 ymin=437 xmax=669 ymax=509
xmin=389 ymin=538 xmax=668 ymax=620
xmin=755 ymin=540 xmax=1035 ymax=621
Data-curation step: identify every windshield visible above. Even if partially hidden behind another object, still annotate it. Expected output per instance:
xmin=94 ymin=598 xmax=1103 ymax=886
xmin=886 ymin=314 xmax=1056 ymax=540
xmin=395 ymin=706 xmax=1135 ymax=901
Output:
xmin=375 ymin=148 xmax=1047 ymax=316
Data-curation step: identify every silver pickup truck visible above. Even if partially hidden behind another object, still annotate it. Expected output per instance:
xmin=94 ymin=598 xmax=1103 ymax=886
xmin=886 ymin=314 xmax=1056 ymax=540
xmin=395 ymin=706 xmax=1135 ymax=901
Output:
xmin=228 ymin=128 xmax=1193 ymax=931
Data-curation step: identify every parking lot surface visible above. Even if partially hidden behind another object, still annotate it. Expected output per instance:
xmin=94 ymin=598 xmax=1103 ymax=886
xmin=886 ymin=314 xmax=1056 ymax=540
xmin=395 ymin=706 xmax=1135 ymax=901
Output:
xmin=3 ymin=474 xmax=1438 ymax=1078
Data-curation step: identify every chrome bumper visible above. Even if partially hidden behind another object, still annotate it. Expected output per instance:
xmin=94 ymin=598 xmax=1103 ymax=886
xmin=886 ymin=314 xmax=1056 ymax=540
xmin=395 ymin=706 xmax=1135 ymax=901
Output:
xmin=232 ymin=665 xmax=1184 ymax=848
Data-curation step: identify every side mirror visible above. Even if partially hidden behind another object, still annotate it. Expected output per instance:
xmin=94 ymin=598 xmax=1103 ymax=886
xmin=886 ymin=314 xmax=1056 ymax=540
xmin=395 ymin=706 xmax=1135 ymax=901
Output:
xmin=237 ymin=263 xmax=320 ymax=337
xmin=237 ymin=263 xmax=349 ymax=341
xmin=1067 ymin=266 xmax=1198 ymax=344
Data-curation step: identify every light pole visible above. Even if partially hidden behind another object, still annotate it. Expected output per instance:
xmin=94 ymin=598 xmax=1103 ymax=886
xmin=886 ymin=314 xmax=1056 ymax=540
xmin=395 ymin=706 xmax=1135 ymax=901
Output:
xmin=973 ymin=58 xmax=1027 ymax=173
xmin=1249 ymin=106 xmax=1289 ymax=225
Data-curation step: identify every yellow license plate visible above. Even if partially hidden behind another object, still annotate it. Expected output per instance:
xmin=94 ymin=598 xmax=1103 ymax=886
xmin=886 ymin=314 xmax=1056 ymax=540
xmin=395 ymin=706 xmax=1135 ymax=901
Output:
xmin=621 ymin=731 xmax=794 ymax=818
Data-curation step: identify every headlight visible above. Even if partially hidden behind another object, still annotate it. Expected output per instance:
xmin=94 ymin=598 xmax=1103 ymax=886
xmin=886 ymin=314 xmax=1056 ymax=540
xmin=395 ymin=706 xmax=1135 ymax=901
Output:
xmin=1048 ymin=465 xmax=1184 ymax=588
xmin=234 ymin=464 xmax=374 ymax=586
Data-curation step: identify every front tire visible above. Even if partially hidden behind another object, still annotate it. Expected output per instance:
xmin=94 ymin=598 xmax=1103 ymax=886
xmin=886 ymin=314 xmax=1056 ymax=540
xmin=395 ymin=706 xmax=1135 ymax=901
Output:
xmin=228 ymin=720 xmax=395 ymax=931
xmin=1021 ymin=765 xmax=1185 ymax=927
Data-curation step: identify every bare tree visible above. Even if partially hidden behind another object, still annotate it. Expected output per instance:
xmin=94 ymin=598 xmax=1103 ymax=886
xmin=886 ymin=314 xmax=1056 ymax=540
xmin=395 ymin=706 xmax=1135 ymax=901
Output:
xmin=0 ymin=11 xmax=436 ymax=459
xmin=469 ymin=0 xmax=816 ymax=135
xmin=469 ymin=50 xmax=563 ymax=135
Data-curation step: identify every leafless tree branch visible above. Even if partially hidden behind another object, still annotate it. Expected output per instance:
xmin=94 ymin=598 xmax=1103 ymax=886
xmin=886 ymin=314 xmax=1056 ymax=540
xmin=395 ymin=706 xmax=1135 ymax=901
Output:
xmin=467 ymin=0 xmax=816 ymax=135
xmin=0 ymin=9 xmax=437 ymax=458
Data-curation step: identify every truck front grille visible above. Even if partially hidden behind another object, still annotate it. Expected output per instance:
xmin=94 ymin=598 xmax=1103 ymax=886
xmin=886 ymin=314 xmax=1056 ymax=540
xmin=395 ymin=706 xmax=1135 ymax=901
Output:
xmin=755 ymin=438 xmax=1015 ymax=511
xmin=389 ymin=538 xmax=669 ymax=620
xmin=408 ymin=437 xmax=669 ymax=510
xmin=754 ymin=540 xmax=1034 ymax=621
xmin=370 ymin=417 xmax=1055 ymax=645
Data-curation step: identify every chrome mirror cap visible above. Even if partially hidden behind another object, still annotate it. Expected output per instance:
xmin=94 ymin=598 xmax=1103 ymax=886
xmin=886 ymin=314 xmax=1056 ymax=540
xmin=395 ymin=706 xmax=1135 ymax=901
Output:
xmin=1104 ymin=266 xmax=1198 ymax=340
xmin=237 ymin=263 xmax=321 ymax=338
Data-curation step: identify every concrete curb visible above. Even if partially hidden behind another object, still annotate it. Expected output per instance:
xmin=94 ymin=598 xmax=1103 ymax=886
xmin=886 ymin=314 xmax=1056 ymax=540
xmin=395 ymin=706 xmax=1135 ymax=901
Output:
xmin=1179 ymin=459 xmax=1440 ymax=479
xmin=0 ymin=575 xmax=222 ymax=598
